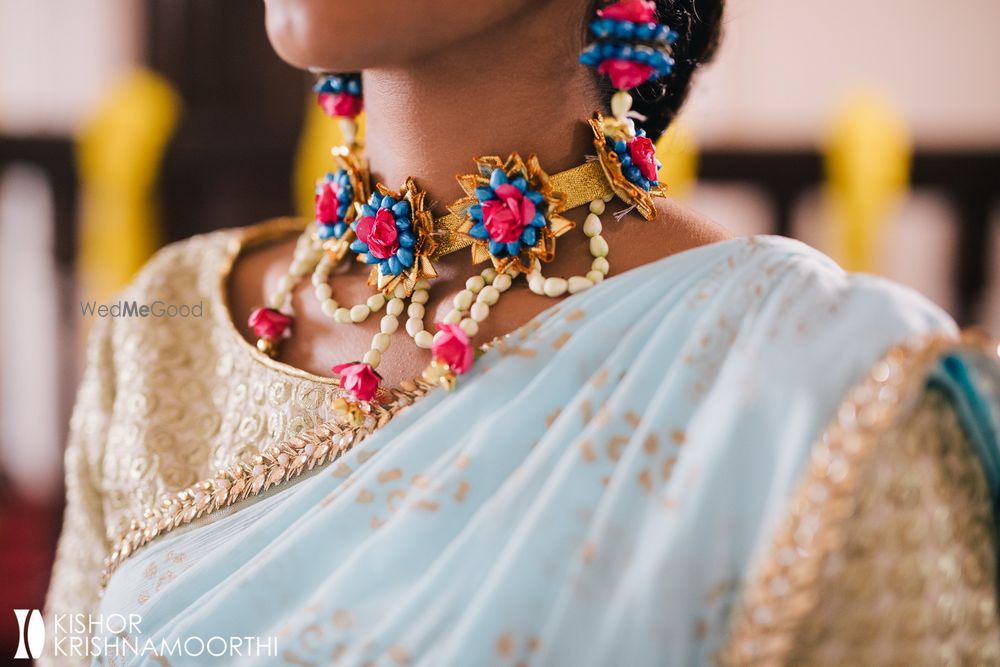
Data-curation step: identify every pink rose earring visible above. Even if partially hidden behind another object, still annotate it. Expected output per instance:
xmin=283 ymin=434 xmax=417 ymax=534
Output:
xmin=579 ymin=0 xmax=674 ymax=218
xmin=312 ymin=71 xmax=363 ymax=149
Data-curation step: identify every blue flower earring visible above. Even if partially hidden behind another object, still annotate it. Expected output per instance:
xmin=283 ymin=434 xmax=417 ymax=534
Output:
xmin=310 ymin=70 xmax=364 ymax=150
xmin=312 ymin=72 xmax=363 ymax=119
xmin=579 ymin=0 xmax=677 ymax=92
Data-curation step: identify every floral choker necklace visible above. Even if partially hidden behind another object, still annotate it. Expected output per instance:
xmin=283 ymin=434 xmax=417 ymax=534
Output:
xmin=248 ymin=1 xmax=676 ymax=422
xmin=247 ymin=94 xmax=665 ymax=421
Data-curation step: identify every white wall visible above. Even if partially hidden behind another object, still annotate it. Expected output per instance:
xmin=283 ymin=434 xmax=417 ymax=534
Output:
xmin=683 ymin=0 xmax=1000 ymax=147
xmin=0 ymin=168 xmax=62 ymax=500
xmin=0 ymin=0 xmax=142 ymax=134
xmin=0 ymin=0 xmax=142 ymax=498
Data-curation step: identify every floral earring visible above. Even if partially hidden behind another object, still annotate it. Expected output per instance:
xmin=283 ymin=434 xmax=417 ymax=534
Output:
xmin=312 ymin=71 xmax=364 ymax=149
xmin=579 ymin=0 xmax=675 ymax=218
xmin=312 ymin=72 xmax=363 ymax=119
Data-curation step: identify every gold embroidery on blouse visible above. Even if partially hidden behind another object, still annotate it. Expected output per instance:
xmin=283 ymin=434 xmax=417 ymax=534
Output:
xmin=81 ymin=217 xmax=431 ymax=586
xmin=718 ymin=331 xmax=1000 ymax=666
xmin=787 ymin=389 xmax=999 ymax=664
xmin=100 ymin=377 xmax=437 ymax=586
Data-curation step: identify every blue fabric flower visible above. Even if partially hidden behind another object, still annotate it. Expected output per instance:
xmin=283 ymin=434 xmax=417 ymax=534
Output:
xmin=349 ymin=194 xmax=417 ymax=277
xmin=312 ymin=73 xmax=362 ymax=97
xmin=466 ymin=169 xmax=549 ymax=259
xmin=315 ymin=169 xmax=355 ymax=240
xmin=578 ymin=6 xmax=677 ymax=85
xmin=608 ymin=129 xmax=662 ymax=191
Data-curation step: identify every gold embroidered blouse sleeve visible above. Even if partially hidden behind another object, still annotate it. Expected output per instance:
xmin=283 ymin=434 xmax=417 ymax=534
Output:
xmin=785 ymin=388 xmax=999 ymax=665
xmin=721 ymin=342 xmax=1000 ymax=666
xmin=44 ymin=317 xmax=115 ymax=627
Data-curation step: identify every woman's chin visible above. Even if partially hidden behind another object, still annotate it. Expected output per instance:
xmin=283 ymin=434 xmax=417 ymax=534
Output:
xmin=263 ymin=0 xmax=537 ymax=72
xmin=263 ymin=0 xmax=385 ymax=71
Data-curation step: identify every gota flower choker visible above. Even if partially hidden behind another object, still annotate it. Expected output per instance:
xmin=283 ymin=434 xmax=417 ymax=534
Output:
xmin=248 ymin=0 xmax=675 ymax=423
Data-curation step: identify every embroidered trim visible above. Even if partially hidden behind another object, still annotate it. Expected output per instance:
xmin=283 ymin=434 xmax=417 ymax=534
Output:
xmin=100 ymin=377 xmax=436 ymax=588
xmin=717 ymin=330 xmax=999 ymax=665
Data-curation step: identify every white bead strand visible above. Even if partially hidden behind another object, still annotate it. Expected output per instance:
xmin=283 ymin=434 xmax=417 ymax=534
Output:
xmin=527 ymin=198 xmax=610 ymax=297
xmin=327 ymin=283 xmax=389 ymax=325
xmin=268 ymin=228 xmax=325 ymax=313
xmin=435 ymin=267 xmax=514 ymax=344
xmin=358 ymin=295 xmax=406 ymax=371
xmin=310 ymin=251 xmax=341 ymax=318
xmin=404 ymin=280 xmax=434 ymax=347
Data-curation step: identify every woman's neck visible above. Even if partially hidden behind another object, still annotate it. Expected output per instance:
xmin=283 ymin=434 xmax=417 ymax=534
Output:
xmin=361 ymin=3 xmax=600 ymax=218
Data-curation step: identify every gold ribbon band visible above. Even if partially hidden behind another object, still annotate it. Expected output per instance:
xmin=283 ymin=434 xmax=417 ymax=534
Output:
xmin=432 ymin=161 xmax=613 ymax=258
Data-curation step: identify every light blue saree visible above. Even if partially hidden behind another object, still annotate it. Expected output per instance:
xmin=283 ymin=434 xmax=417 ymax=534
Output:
xmin=95 ymin=236 xmax=1000 ymax=665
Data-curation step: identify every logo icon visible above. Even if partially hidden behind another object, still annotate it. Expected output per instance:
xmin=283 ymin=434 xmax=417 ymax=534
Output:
xmin=13 ymin=609 xmax=45 ymax=660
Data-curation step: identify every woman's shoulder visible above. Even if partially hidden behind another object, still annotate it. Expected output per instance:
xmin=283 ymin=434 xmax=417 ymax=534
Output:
xmin=121 ymin=227 xmax=236 ymax=302
xmin=688 ymin=232 xmax=957 ymax=344
xmin=721 ymin=345 xmax=1000 ymax=664
xmin=621 ymin=199 xmax=953 ymax=339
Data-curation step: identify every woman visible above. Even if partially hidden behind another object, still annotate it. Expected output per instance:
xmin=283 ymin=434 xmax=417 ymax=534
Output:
xmin=45 ymin=0 xmax=999 ymax=664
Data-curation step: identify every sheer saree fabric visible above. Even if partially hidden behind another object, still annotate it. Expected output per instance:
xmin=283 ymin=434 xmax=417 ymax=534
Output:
xmin=52 ymin=234 xmax=1000 ymax=665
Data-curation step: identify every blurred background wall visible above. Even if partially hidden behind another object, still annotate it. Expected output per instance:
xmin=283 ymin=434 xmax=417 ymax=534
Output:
xmin=0 ymin=0 xmax=997 ymax=639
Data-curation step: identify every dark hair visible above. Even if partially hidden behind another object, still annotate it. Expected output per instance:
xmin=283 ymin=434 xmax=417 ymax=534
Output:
xmin=592 ymin=0 xmax=725 ymax=141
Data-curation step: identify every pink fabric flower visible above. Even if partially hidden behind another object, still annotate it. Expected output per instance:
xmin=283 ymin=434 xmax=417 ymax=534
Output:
xmin=355 ymin=208 xmax=400 ymax=259
xmin=481 ymin=184 xmax=537 ymax=244
xmin=331 ymin=362 xmax=380 ymax=402
xmin=248 ymin=307 xmax=292 ymax=341
xmin=598 ymin=59 xmax=655 ymax=90
xmin=318 ymin=92 xmax=363 ymax=118
xmin=432 ymin=323 xmax=474 ymax=374
xmin=628 ymin=136 xmax=659 ymax=181
xmin=315 ymin=180 xmax=339 ymax=222
xmin=597 ymin=0 xmax=656 ymax=22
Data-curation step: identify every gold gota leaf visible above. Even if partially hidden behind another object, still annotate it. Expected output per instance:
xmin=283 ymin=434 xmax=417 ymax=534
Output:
xmin=432 ymin=212 xmax=472 ymax=257
xmin=476 ymin=156 xmax=500 ymax=179
xmin=322 ymin=236 xmax=352 ymax=263
xmin=98 ymin=377 xmax=439 ymax=588
xmin=332 ymin=147 xmax=371 ymax=222
xmin=470 ymin=243 xmax=491 ymax=265
xmin=588 ymin=113 xmax=665 ymax=220
xmin=451 ymin=152 xmax=574 ymax=276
